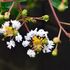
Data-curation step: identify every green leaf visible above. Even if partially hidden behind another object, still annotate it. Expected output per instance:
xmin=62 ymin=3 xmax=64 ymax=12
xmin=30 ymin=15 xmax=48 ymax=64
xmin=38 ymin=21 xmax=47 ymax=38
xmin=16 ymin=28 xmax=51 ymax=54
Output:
xmin=10 ymin=8 xmax=19 ymax=19
xmin=0 ymin=19 xmax=5 ymax=25
xmin=0 ymin=2 xmax=13 ymax=11
xmin=52 ymin=0 xmax=68 ymax=12
xmin=16 ymin=0 xmax=27 ymax=2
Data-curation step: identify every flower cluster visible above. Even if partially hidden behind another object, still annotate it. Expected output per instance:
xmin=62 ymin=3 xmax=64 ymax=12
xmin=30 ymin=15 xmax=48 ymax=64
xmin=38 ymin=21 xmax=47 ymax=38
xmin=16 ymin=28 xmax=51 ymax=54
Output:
xmin=22 ymin=28 xmax=54 ymax=57
xmin=0 ymin=21 xmax=54 ymax=57
xmin=0 ymin=20 xmax=23 ymax=49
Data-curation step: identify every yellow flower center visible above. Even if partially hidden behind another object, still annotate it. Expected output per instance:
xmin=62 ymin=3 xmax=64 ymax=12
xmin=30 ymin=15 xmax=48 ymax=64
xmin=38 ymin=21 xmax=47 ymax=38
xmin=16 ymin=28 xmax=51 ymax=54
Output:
xmin=32 ymin=36 xmax=48 ymax=52
xmin=4 ymin=26 xmax=18 ymax=37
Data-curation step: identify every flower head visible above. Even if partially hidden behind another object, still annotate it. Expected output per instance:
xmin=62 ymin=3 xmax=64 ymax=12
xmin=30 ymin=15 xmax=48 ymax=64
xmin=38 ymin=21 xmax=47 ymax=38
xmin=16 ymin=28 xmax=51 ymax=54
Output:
xmin=22 ymin=28 xmax=54 ymax=57
xmin=0 ymin=20 xmax=22 ymax=37
xmin=0 ymin=20 xmax=23 ymax=49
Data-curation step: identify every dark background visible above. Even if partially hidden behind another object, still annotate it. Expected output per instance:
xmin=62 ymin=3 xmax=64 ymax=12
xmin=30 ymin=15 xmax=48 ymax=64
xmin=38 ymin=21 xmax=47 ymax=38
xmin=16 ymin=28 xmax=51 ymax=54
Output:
xmin=0 ymin=0 xmax=70 ymax=70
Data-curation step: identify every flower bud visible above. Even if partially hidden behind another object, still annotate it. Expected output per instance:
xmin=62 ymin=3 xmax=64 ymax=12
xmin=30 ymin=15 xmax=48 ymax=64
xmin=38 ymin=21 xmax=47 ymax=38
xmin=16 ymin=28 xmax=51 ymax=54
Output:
xmin=4 ymin=12 xmax=10 ymax=19
xmin=52 ymin=48 xmax=57 ymax=56
xmin=22 ymin=9 xmax=28 ymax=16
xmin=53 ymin=37 xmax=61 ymax=44
xmin=42 ymin=15 xmax=49 ymax=22
xmin=58 ymin=3 xmax=67 ymax=12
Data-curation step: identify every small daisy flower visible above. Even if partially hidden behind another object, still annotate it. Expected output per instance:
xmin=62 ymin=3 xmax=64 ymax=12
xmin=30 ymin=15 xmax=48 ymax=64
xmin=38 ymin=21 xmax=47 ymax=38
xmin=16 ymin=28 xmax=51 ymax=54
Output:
xmin=27 ymin=49 xmax=36 ymax=58
xmin=6 ymin=39 xmax=15 ymax=49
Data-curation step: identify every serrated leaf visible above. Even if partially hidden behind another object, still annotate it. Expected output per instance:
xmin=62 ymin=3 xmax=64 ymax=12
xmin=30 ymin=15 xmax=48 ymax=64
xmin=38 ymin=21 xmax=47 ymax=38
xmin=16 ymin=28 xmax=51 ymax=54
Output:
xmin=52 ymin=0 xmax=68 ymax=12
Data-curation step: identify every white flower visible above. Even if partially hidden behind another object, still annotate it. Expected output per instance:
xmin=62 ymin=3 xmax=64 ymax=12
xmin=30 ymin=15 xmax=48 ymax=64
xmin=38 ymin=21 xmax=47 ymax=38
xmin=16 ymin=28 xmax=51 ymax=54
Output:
xmin=23 ymin=28 xmax=54 ymax=55
xmin=6 ymin=39 xmax=15 ymax=49
xmin=24 ymin=28 xmax=48 ymax=41
xmin=37 ymin=29 xmax=48 ymax=37
xmin=25 ymin=28 xmax=38 ymax=40
xmin=2 ymin=21 xmax=10 ymax=28
xmin=15 ymin=33 xmax=23 ymax=42
xmin=11 ymin=20 xmax=21 ymax=30
xmin=27 ymin=30 xmax=35 ymax=38
xmin=27 ymin=49 xmax=36 ymax=57
xmin=22 ymin=41 xmax=30 ymax=47
xmin=43 ymin=40 xmax=54 ymax=53
xmin=24 ymin=36 xmax=31 ymax=40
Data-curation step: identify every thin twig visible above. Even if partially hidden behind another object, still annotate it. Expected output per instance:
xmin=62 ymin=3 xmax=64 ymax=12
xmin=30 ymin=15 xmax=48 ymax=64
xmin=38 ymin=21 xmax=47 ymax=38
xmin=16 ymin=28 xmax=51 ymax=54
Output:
xmin=17 ymin=3 xmax=30 ymax=32
xmin=58 ymin=28 xmax=62 ymax=38
xmin=8 ymin=1 xmax=15 ymax=13
xmin=48 ymin=0 xmax=70 ymax=38
xmin=60 ymin=22 xmax=70 ymax=26
xmin=24 ymin=22 xmax=30 ymax=32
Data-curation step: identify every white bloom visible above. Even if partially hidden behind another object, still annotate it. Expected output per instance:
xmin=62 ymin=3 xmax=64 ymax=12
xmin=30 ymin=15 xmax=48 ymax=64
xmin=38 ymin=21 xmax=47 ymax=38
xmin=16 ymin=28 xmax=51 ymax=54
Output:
xmin=37 ymin=29 xmax=48 ymax=37
xmin=27 ymin=49 xmax=36 ymax=57
xmin=23 ymin=28 xmax=54 ymax=55
xmin=24 ymin=28 xmax=48 ymax=41
xmin=15 ymin=33 xmax=23 ymax=42
xmin=22 ymin=41 xmax=30 ymax=47
xmin=24 ymin=36 xmax=31 ymax=40
xmin=2 ymin=21 xmax=10 ymax=28
xmin=6 ymin=39 xmax=15 ymax=49
xmin=11 ymin=20 xmax=21 ymax=30
xmin=27 ymin=30 xmax=35 ymax=38
xmin=43 ymin=40 xmax=54 ymax=53
xmin=25 ymin=28 xmax=38 ymax=40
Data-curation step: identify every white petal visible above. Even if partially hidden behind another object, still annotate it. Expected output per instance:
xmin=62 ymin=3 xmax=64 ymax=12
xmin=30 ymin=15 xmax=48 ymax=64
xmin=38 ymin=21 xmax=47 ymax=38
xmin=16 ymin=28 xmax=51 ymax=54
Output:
xmin=7 ymin=45 xmax=11 ymax=49
xmin=27 ymin=49 xmax=36 ymax=57
xmin=24 ymin=36 xmax=31 ymax=40
xmin=6 ymin=39 xmax=15 ymax=49
xmin=46 ymin=49 xmax=51 ymax=53
xmin=11 ymin=20 xmax=21 ymax=30
xmin=48 ymin=40 xmax=54 ymax=45
xmin=22 ymin=41 xmax=30 ymax=47
xmin=10 ymin=40 xmax=15 ymax=47
xmin=15 ymin=33 xmax=23 ymax=42
xmin=37 ymin=29 xmax=48 ymax=37
xmin=27 ymin=30 xmax=35 ymax=38
xmin=43 ymin=45 xmax=53 ymax=53
xmin=2 ymin=21 xmax=10 ymax=27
